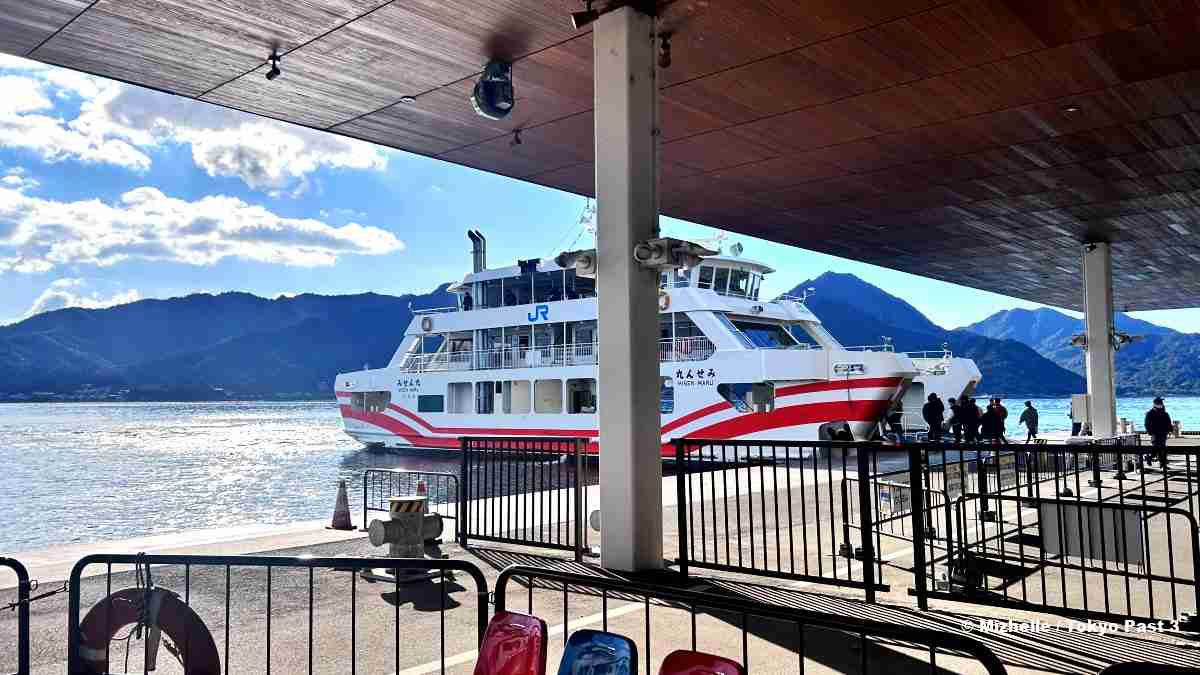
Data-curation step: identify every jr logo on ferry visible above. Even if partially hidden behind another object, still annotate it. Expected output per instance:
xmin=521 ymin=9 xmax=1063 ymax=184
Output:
xmin=528 ymin=304 xmax=550 ymax=322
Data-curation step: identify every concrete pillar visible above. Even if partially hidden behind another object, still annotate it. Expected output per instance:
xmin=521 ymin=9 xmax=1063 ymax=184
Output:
xmin=1083 ymin=242 xmax=1117 ymax=438
xmin=593 ymin=4 xmax=663 ymax=571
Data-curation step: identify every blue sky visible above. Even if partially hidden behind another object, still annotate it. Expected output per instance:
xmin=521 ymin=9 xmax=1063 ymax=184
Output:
xmin=0 ymin=54 xmax=1196 ymax=333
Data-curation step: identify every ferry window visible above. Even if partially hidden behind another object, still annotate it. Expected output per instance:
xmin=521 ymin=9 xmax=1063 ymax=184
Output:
xmin=673 ymin=268 xmax=690 ymax=287
xmin=448 ymin=382 xmax=472 ymax=413
xmin=716 ymin=313 xmax=755 ymax=348
xmin=503 ymin=380 xmax=531 ymax=414
xmin=749 ymin=274 xmax=761 ymax=300
xmin=659 ymin=272 xmax=669 ymax=289
xmin=353 ymin=391 xmax=390 ymax=413
xmin=535 ymin=379 xmax=563 ymax=413
xmin=476 ymin=381 xmax=496 ymax=414
xmin=535 ymin=270 xmax=564 ymax=302
xmin=417 ymin=395 xmax=444 ymax=413
xmin=729 ymin=269 xmax=750 ymax=297
xmin=567 ymin=270 xmax=596 ymax=299
xmin=698 ymin=266 xmax=714 ymax=289
xmin=674 ymin=314 xmax=705 ymax=339
xmin=482 ymin=279 xmax=502 ymax=308
xmin=717 ymin=383 xmax=754 ymax=413
xmin=567 ymin=378 xmax=598 ymax=414
xmin=660 ymin=315 xmax=673 ymax=341
xmin=570 ymin=320 xmax=597 ymax=345
xmin=713 ymin=267 xmax=730 ymax=295
xmin=661 ymin=377 xmax=674 ymax=414
xmin=731 ymin=320 xmax=797 ymax=348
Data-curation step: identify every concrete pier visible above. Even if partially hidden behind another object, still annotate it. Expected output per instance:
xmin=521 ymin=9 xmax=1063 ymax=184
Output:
xmin=3 ymin=458 xmax=1199 ymax=674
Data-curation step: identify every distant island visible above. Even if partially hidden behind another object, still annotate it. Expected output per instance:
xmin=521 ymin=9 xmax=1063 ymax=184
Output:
xmin=2 ymin=271 xmax=1188 ymax=402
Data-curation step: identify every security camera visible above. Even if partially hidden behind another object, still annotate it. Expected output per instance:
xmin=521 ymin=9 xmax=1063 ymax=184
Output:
xmin=632 ymin=237 xmax=718 ymax=271
xmin=470 ymin=59 xmax=514 ymax=120
xmin=265 ymin=50 xmax=281 ymax=81
xmin=556 ymin=248 xmax=597 ymax=278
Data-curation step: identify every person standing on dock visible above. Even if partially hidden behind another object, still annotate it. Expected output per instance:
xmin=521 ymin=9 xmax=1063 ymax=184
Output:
xmin=961 ymin=397 xmax=980 ymax=443
xmin=948 ymin=397 xmax=963 ymax=444
xmin=1145 ymin=397 xmax=1172 ymax=468
xmin=992 ymin=398 xmax=1009 ymax=441
xmin=922 ymin=393 xmax=945 ymax=441
xmin=1019 ymin=401 xmax=1038 ymax=443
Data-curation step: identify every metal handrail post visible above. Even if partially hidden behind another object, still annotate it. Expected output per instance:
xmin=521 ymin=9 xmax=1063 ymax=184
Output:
xmin=855 ymin=446 xmax=877 ymax=603
xmin=573 ymin=438 xmax=585 ymax=563
xmin=459 ymin=437 xmax=470 ymax=547
xmin=908 ymin=448 xmax=929 ymax=611
xmin=1 ymin=557 xmax=29 ymax=675
xmin=675 ymin=439 xmax=689 ymax=579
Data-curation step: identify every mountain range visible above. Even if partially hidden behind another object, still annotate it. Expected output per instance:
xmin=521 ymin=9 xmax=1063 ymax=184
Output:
xmin=1 ymin=271 xmax=1094 ymax=400
xmin=965 ymin=307 xmax=1200 ymax=395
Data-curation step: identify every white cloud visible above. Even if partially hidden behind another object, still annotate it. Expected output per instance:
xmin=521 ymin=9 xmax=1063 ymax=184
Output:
xmin=23 ymin=280 xmax=142 ymax=318
xmin=1 ymin=167 xmax=38 ymax=191
xmin=0 ymin=184 xmax=404 ymax=273
xmin=0 ymin=55 xmax=387 ymax=193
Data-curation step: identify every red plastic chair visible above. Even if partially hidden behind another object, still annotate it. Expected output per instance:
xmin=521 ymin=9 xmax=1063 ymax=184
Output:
xmin=474 ymin=611 xmax=548 ymax=675
xmin=659 ymin=650 xmax=745 ymax=675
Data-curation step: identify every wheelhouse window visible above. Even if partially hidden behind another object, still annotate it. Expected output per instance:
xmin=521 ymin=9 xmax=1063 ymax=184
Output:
xmin=565 ymin=270 xmax=595 ymax=299
xmin=728 ymin=269 xmax=750 ymax=297
xmin=534 ymin=270 xmax=565 ymax=302
xmin=731 ymin=320 xmax=798 ymax=348
xmin=481 ymin=279 xmax=502 ymax=309
xmin=713 ymin=267 xmax=730 ymax=295
xmin=697 ymin=266 xmax=714 ymax=290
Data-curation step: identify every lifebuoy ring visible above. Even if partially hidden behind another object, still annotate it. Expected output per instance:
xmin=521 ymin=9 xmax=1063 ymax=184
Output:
xmin=78 ymin=587 xmax=220 ymax=674
xmin=659 ymin=293 xmax=670 ymax=311
xmin=421 ymin=316 xmax=433 ymax=332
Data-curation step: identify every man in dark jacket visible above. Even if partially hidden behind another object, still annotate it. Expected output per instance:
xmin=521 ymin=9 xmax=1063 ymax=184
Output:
xmin=1019 ymin=401 xmax=1038 ymax=443
xmin=922 ymin=393 xmax=945 ymax=441
xmin=948 ymin=398 xmax=962 ymax=444
xmin=961 ymin=397 xmax=980 ymax=443
xmin=980 ymin=406 xmax=1002 ymax=443
xmin=1145 ymin=397 xmax=1172 ymax=468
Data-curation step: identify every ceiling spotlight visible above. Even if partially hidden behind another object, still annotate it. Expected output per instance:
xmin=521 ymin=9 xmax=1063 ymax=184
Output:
xmin=1062 ymin=104 xmax=1081 ymax=115
xmin=470 ymin=59 xmax=514 ymax=120
xmin=265 ymin=50 xmax=281 ymax=81
xmin=658 ymin=32 xmax=672 ymax=69
xmin=511 ymin=129 xmax=522 ymax=147
xmin=399 ymin=95 xmax=417 ymax=104
xmin=571 ymin=1 xmax=599 ymax=30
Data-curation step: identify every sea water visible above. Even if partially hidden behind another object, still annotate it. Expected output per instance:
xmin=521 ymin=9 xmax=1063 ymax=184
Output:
xmin=1 ymin=397 xmax=1196 ymax=552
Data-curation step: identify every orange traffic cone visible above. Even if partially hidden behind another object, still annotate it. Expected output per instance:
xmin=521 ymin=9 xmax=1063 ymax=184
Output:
xmin=329 ymin=479 xmax=353 ymax=530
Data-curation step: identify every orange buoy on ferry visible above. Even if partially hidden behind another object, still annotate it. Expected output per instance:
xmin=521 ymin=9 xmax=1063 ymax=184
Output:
xmin=78 ymin=587 xmax=220 ymax=674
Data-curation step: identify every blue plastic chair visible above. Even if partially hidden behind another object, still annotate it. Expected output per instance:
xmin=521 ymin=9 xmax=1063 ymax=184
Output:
xmin=556 ymin=629 xmax=637 ymax=675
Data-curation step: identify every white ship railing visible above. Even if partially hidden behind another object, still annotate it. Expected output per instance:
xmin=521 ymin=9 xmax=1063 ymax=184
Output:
xmin=903 ymin=349 xmax=953 ymax=359
xmin=843 ymin=344 xmax=895 ymax=352
xmin=399 ymin=337 xmax=716 ymax=373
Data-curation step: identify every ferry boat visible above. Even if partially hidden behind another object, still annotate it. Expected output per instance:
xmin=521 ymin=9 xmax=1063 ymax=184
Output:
xmin=336 ymin=233 xmax=980 ymax=454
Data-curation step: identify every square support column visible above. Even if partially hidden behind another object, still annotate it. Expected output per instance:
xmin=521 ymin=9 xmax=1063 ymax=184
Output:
xmin=593 ymin=4 xmax=664 ymax=571
xmin=1083 ymin=242 xmax=1117 ymax=438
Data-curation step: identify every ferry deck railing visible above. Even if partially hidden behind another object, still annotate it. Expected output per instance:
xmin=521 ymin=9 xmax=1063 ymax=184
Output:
xmin=400 ymin=337 xmax=716 ymax=373
xmin=362 ymin=469 xmax=459 ymax=538
xmin=66 ymin=554 xmax=489 ymax=675
xmin=494 ymin=564 xmax=1008 ymax=675
xmin=1 ymin=557 xmax=29 ymax=675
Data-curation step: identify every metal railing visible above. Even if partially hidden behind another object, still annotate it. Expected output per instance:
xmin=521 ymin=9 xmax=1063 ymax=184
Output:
xmin=401 ymin=337 xmax=717 ymax=373
xmin=904 ymin=443 xmax=1200 ymax=626
xmin=362 ymin=469 xmax=459 ymax=538
xmin=460 ymin=437 xmax=595 ymax=561
xmin=494 ymin=564 xmax=1007 ymax=675
xmin=1 ymin=557 xmax=29 ymax=675
xmin=66 ymin=554 xmax=488 ymax=675
xmin=674 ymin=439 xmax=889 ymax=601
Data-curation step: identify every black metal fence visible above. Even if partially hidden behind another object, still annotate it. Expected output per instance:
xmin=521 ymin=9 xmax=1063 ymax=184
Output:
xmin=494 ymin=564 xmax=1008 ymax=675
xmin=906 ymin=443 xmax=1200 ymax=626
xmin=66 ymin=554 xmax=488 ymax=675
xmin=361 ymin=469 xmax=459 ymax=538
xmin=673 ymin=439 xmax=889 ymax=601
xmin=1 ymin=557 xmax=29 ymax=675
xmin=460 ymin=436 xmax=596 ymax=561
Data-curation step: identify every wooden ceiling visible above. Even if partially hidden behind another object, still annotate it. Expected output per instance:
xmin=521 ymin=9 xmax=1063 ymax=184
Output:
xmin=6 ymin=1 xmax=1200 ymax=310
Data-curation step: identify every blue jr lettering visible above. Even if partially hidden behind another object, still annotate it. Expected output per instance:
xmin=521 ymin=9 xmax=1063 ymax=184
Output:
xmin=528 ymin=304 xmax=549 ymax=322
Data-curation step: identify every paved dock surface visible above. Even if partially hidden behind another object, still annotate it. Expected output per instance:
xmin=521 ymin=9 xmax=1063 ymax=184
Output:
xmin=3 ymin=457 xmax=1200 ymax=674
